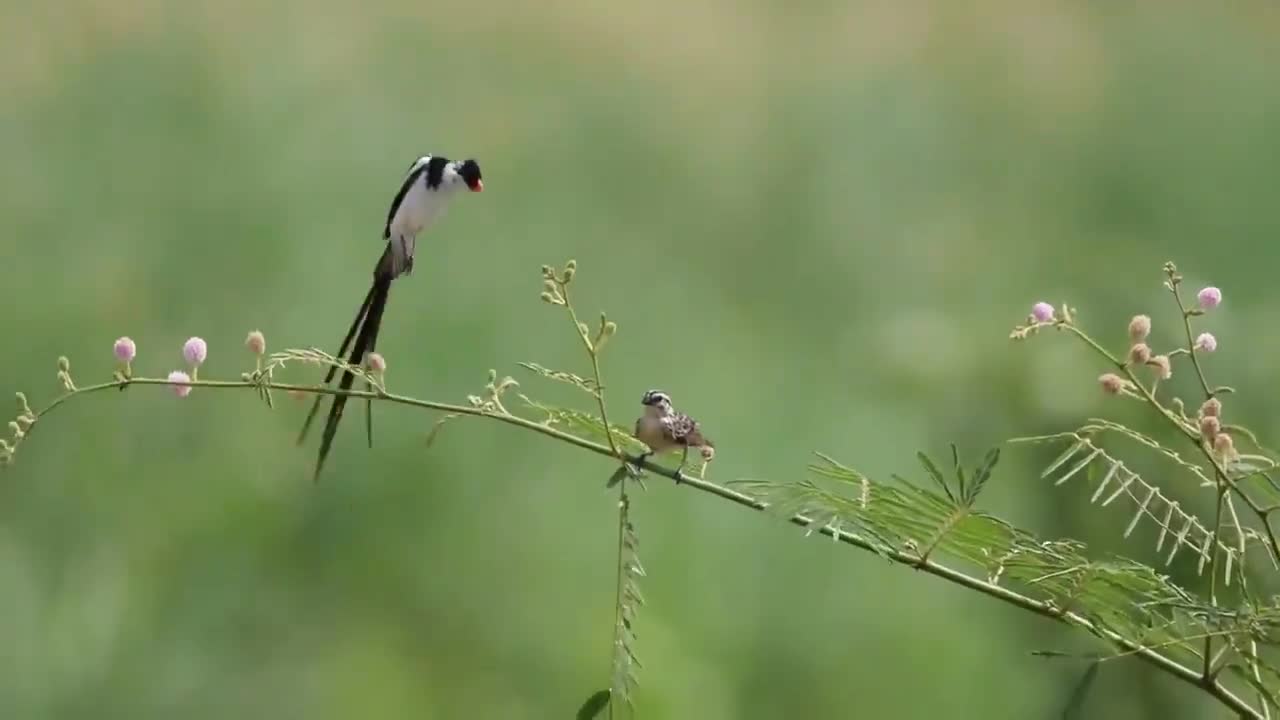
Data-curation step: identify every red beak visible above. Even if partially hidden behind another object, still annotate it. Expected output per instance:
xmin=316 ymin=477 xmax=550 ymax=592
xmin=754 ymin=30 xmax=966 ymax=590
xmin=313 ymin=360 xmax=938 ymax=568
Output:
xmin=471 ymin=180 xmax=484 ymax=192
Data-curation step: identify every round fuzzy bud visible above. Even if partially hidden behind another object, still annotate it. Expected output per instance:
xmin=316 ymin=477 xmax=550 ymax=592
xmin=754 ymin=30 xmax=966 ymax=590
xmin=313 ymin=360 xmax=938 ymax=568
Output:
xmin=168 ymin=370 xmax=192 ymax=398
xmin=245 ymin=330 xmax=266 ymax=356
xmin=602 ymin=321 xmax=617 ymax=337
xmin=1200 ymin=397 xmax=1222 ymax=418
xmin=1148 ymin=355 xmax=1172 ymax=380
xmin=1194 ymin=332 xmax=1217 ymax=353
xmin=1099 ymin=373 xmax=1126 ymax=395
xmin=1031 ymin=302 xmax=1055 ymax=323
xmin=1199 ymin=414 xmax=1220 ymax=440
xmin=367 ymin=352 xmax=386 ymax=373
xmin=539 ymin=291 xmax=557 ymax=304
xmin=1127 ymin=315 xmax=1152 ymax=343
xmin=1197 ymin=286 xmax=1222 ymax=310
xmin=57 ymin=356 xmax=70 ymax=373
xmin=1214 ymin=431 xmax=1236 ymax=459
xmin=183 ymin=337 xmax=207 ymax=368
xmin=114 ymin=337 xmax=136 ymax=364
xmin=1127 ymin=343 xmax=1152 ymax=365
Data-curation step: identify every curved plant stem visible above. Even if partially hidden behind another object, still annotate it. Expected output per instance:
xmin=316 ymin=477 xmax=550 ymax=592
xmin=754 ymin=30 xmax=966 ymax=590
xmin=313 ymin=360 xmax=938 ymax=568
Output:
xmin=1060 ymin=323 xmax=1280 ymax=566
xmin=1169 ymin=276 xmax=1229 ymax=677
xmin=549 ymin=268 xmax=632 ymax=716
xmin=559 ymin=281 xmax=621 ymax=459
xmin=18 ymin=373 xmax=1264 ymax=719
xmin=1169 ymin=281 xmax=1214 ymax=400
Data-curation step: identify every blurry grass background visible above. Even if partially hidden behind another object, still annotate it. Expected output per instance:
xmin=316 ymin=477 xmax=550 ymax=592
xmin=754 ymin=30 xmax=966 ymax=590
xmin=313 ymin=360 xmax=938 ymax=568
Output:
xmin=3 ymin=1 xmax=1280 ymax=718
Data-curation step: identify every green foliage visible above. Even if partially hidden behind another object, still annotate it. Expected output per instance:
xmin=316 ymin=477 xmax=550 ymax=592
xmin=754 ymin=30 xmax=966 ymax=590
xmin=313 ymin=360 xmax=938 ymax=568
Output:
xmin=576 ymin=689 xmax=611 ymax=720
xmin=8 ymin=8 xmax=1280 ymax=715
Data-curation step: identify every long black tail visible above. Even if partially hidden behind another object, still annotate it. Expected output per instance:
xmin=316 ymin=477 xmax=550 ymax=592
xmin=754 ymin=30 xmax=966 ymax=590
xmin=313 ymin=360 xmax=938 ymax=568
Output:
xmin=309 ymin=275 xmax=392 ymax=481
xmin=297 ymin=283 xmax=376 ymax=447
xmin=299 ymin=247 xmax=396 ymax=481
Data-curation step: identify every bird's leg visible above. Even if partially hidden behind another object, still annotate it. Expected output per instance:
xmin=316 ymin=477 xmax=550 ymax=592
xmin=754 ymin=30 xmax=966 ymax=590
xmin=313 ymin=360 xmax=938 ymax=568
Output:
xmin=399 ymin=236 xmax=414 ymax=275
xmin=674 ymin=446 xmax=689 ymax=483
xmin=632 ymin=451 xmax=652 ymax=475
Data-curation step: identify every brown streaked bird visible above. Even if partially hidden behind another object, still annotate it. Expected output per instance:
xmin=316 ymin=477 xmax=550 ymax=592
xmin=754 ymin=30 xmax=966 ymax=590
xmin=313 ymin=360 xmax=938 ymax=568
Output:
xmin=633 ymin=389 xmax=715 ymax=481
xmin=296 ymin=154 xmax=483 ymax=481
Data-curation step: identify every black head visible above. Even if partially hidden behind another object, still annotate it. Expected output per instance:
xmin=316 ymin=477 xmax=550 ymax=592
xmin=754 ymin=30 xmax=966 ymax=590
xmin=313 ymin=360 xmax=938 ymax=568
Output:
xmin=456 ymin=158 xmax=483 ymax=192
xmin=640 ymin=390 xmax=672 ymax=407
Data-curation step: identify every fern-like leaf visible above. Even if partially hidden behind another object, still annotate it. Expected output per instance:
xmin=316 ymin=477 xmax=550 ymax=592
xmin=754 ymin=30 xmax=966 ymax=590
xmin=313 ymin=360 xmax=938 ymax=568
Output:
xmin=575 ymin=689 xmax=611 ymax=719
xmin=610 ymin=497 xmax=643 ymax=710
xmin=1013 ymin=432 xmax=1269 ymax=580
xmin=740 ymin=447 xmax=1280 ymax=704
xmin=518 ymin=361 xmax=600 ymax=393
xmin=520 ymin=397 xmax=646 ymax=455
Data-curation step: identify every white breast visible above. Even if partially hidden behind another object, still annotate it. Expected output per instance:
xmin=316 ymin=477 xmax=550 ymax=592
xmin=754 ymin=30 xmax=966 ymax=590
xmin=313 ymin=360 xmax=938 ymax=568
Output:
xmin=390 ymin=178 xmax=448 ymax=239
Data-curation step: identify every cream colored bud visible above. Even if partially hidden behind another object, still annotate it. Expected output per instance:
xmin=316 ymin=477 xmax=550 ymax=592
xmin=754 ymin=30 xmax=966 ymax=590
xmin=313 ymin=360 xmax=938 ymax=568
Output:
xmin=245 ymin=330 xmax=266 ymax=356
xmin=1128 ymin=343 xmax=1152 ymax=365
xmin=1128 ymin=315 xmax=1152 ymax=343
xmin=1099 ymin=373 xmax=1126 ymax=395
xmin=1148 ymin=355 xmax=1172 ymax=380
xmin=1214 ymin=432 xmax=1236 ymax=459
xmin=1199 ymin=415 xmax=1220 ymax=440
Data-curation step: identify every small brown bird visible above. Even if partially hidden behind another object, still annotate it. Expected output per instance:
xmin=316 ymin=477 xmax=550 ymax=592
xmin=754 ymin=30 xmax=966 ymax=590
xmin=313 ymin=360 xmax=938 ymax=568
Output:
xmin=633 ymin=389 xmax=715 ymax=480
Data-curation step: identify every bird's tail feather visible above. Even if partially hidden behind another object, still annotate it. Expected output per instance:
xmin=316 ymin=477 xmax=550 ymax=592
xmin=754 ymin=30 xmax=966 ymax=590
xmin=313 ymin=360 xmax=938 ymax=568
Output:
xmin=362 ymin=299 xmax=386 ymax=450
xmin=312 ymin=275 xmax=392 ymax=482
xmin=296 ymin=282 xmax=376 ymax=447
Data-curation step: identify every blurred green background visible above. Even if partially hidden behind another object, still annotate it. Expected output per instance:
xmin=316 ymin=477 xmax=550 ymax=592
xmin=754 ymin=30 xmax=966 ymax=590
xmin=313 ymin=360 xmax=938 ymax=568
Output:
xmin=3 ymin=2 xmax=1280 ymax=717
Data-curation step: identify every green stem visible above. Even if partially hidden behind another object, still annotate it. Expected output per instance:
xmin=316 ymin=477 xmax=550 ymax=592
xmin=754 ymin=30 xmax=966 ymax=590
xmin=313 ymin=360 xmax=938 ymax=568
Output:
xmin=32 ymin=377 xmax=612 ymax=458
xmin=554 ymin=274 xmax=631 ymax=716
xmin=609 ymin=491 xmax=630 ymax=720
xmin=1168 ymin=279 xmax=1229 ymax=675
xmin=1170 ymin=283 xmax=1214 ymax=399
xmin=1061 ymin=323 xmax=1280 ymax=564
xmin=16 ymin=372 xmax=1266 ymax=718
xmin=559 ymin=282 xmax=621 ymax=459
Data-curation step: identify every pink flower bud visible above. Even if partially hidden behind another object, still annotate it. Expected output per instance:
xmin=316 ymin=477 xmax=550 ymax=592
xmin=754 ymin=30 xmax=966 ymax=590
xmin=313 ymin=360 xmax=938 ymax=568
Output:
xmin=245 ymin=330 xmax=266 ymax=356
xmin=1214 ymin=431 xmax=1236 ymax=459
xmin=168 ymin=370 xmax=192 ymax=398
xmin=1127 ymin=343 xmax=1152 ymax=365
xmin=1148 ymin=355 xmax=1172 ymax=380
xmin=182 ymin=337 xmax=207 ymax=368
xmin=113 ymin=337 xmax=136 ymax=364
xmin=1127 ymin=315 xmax=1152 ymax=343
xmin=1200 ymin=397 xmax=1222 ymax=418
xmin=1199 ymin=415 xmax=1220 ymax=440
xmin=367 ymin=352 xmax=386 ymax=373
xmin=1197 ymin=286 xmax=1222 ymax=310
xmin=1194 ymin=332 xmax=1217 ymax=353
xmin=1099 ymin=373 xmax=1126 ymax=395
xmin=1031 ymin=302 xmax=1055 ymax=323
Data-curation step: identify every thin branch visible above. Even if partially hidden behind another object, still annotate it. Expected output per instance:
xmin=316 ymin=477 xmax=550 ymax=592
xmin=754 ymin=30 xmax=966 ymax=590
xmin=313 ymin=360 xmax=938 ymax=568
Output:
xmin=30 ymin=376 xmax=613 ymax=458
xmin=1168 ymin=271 xmax=1228 ymax=676
xmin=15 ymin=374 xmax=1265 ymax=719
xmin=558 ymin=280 xmax=621 ymax=460
xmin=1059 ymin=323 xmax=1280 ymax=567
xmin=1169 ymin=278 xmax=1214 ymax=400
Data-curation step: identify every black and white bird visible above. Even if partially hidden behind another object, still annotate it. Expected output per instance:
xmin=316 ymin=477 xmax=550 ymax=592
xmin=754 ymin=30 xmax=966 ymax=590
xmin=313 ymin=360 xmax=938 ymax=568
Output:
xmin=298 ymin=154 xmax=484 ymax=480
xmin=633 ymin=389 xmax=715 ymax=480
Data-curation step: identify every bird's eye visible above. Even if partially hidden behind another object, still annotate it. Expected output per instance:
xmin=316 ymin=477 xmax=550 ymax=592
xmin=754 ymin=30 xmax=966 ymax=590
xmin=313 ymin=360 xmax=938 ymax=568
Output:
xmin=643 ymin=391 xmax=669 ymax=406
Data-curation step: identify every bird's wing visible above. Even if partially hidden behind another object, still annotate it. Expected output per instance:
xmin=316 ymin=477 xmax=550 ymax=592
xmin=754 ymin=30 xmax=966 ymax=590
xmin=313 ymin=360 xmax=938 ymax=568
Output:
xmin=383 ymin=157 xmax=431 ymax=239
xmin=666 ymin=414 xmax=698 ymax=444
